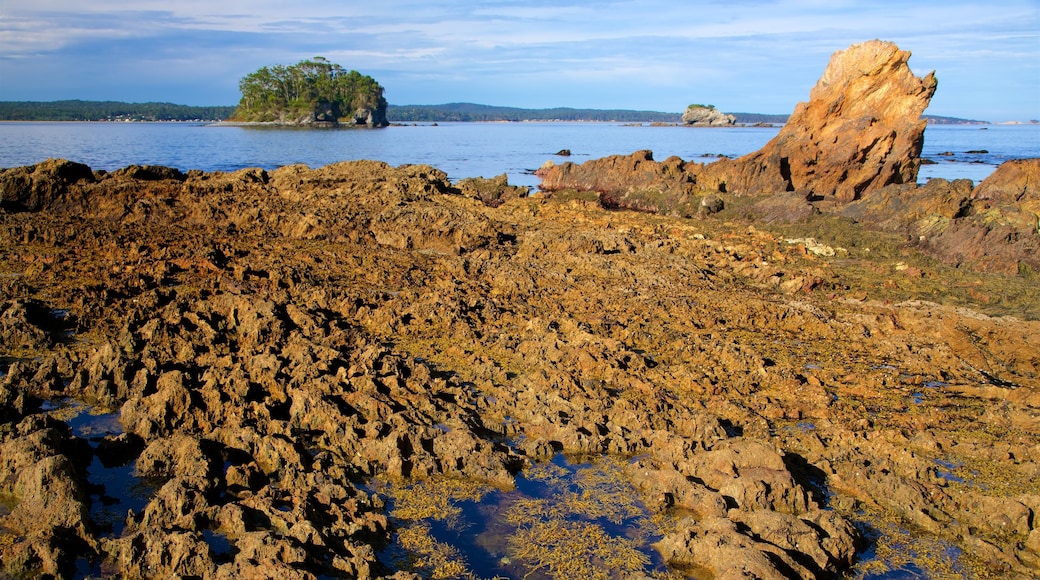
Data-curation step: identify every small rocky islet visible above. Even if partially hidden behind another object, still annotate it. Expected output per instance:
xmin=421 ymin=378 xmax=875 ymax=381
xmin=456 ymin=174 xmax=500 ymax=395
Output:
xmin=1 ymin=40 xmax=1038 ymax=579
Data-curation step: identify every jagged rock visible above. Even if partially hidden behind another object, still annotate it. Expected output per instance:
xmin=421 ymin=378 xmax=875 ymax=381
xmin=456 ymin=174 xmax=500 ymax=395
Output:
xmin=701 ymin=39 xmax=936 ymax=200
xmin=655 ymin=516 xmax=815 ymax=579
xmin=973 ymin=158 xmax=1040 ymax=208
xmin=369 ymin=202 xmax=499 ymax=253
xmin=682 ymin=105 xmax=736 ymax=126
xmin=108 ymin=164 xmax=187 ymax=182
xmin=537 ymin=40 xmax=936 ymax=205
xmin=840 ymin=160 xmax=1040 ymax=273
xmin=2 ymin=153 xmax=1039 ymax=578
xmin=455 ymin=173 xmax=529 ymax=208
xmin=105 ymin=529 xmax=217 ymax=579
xmin=0 ymin=415 xmax=95 ymax=577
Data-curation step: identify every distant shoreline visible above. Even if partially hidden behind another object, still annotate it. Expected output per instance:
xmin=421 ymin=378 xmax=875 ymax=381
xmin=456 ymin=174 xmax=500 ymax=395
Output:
xmin=0 ymin=100 xmax=1027 ymax=125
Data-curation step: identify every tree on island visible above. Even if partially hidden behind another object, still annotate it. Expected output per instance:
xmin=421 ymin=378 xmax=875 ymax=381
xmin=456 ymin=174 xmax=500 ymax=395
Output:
xmin=231 ymin=57 xmax=388 ymax=127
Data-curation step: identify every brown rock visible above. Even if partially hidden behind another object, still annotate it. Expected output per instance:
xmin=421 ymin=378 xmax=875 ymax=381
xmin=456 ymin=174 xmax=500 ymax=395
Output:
xmin=537 ymin=40 xmax=935 ymax=205
xmin=700 ymin=40 xmax=935 ymax=200
xmin=105 ymin=529 xmax=217 ymax=579
xmin=972 ymin=157 xmax=1040 ymax=206
xmin=455 ymin=173 xmax=529 ymax=208
xmin=0 ymin=158 xmax=95 ymax=212
xmin=536 ymin=151 xmax=697 ymax=215
xmin=136 ymin=434 xmax=218 ymax=487
xmin=3 ymin=149 xmax=1039 ymax=578
xmin=654 ymin=516 xmax=813 ymax=579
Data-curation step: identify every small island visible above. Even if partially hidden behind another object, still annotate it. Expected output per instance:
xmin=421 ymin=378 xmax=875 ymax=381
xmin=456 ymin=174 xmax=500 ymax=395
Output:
xmin=229 ymin=57 xmax=388 ymax=127
xmin=681 ymin=103 xmax=736 ymax=126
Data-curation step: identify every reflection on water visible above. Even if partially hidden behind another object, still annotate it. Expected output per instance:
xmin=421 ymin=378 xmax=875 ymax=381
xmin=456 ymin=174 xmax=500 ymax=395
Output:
xmin=376 ymin=453 xmax=666 ymax=579
xmin=43 ymin=399 xmax=155 ymax=537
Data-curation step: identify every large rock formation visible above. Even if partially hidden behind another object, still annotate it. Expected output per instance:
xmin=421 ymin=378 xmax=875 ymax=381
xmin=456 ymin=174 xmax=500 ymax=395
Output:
xmin=535 ymin=40 xmax=1040 ymax=274
xmin=702 ymin=40 xmax=936 ymax=199
xmin=538 ymin=40 xmax=937 ymax=202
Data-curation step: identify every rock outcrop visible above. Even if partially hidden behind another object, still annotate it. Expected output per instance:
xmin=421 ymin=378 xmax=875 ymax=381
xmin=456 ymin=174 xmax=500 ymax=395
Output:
xmin=537 ymin=151 xmax=699 ymax=215
xmin=536 ymin=40 xmax=1040 ymax=274
xmin=538 ymin=39 xmax=936 ymax=202
xmin=2 ymin=158 xmax=1039 ymax=578
xmin=835 ymin=159 xmax=1040 ymax=274
xmin=682 ymin=104 xmax=736 ymax=126
xmin=701 ymin=40 xmax=936 ymax=199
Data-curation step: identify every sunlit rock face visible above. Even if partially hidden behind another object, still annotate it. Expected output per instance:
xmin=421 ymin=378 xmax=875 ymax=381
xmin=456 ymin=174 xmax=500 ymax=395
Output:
xmin=701 ymin=39 xmax=937 ymax=200
xmin=538 ymin=40 xmax=937 ymax=204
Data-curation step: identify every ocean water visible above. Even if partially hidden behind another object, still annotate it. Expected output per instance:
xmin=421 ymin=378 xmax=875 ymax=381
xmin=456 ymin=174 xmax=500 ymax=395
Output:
xmin=0 ymin=121 xmax=1036 ymax=189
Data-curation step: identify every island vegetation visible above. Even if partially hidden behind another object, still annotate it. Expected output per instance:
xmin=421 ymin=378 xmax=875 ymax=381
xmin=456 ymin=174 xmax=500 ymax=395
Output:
xmin=229 ymin=57 xmax=388 ymax=127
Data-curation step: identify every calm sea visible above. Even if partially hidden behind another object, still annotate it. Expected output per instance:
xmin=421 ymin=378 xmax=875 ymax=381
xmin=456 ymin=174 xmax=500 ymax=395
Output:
xmin=1 ymin=121 xmax=1037 ymax=189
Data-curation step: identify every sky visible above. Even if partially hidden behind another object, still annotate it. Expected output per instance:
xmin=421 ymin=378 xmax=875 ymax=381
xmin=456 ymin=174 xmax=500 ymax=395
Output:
xmin=1 ymin=1 xmax=1038 ymax=121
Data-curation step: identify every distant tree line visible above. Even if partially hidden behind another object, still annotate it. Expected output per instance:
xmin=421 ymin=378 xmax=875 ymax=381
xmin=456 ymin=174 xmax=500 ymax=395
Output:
xmin=2 ymin=100 xmax=988 ymax=125
xmin=0 ymin=100 xmax=235 ymax=121
xmin=387 ymin=103 xmax=792 ymax=124
xmin=387 ymin=103 xmax=682 ymax=123
xmin=231 ymin=57 xmax=387 ymax=126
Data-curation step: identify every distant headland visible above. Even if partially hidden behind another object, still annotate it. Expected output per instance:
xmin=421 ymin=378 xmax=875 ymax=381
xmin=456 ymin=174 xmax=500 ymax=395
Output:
xmin=0 ymin=99 xmax=1006 ymax=126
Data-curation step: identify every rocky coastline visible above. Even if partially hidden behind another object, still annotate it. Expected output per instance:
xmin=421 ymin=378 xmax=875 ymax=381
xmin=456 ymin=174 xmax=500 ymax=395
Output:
xmin=1 ymin=40 xmax=1038 ymax=579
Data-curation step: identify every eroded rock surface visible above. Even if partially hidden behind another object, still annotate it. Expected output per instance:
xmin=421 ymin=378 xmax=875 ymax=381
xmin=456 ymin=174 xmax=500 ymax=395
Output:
xmin=1 ymin=157 xmax=1038 ymax=578
xmin=538 ymin=40 xmax=935 ymax=205
xmin=702 ymin=40 xmax=935 ymax=200
xmin=536 ymin=40 xmax=1037 ymax=275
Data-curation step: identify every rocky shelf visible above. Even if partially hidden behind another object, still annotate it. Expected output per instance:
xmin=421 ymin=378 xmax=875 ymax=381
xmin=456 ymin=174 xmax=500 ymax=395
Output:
xmin=1 ymin=39 xmax=1038 ymax=579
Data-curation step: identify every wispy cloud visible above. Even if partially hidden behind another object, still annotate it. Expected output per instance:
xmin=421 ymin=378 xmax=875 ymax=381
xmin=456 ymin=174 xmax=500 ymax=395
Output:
xmin=0 ymin=0 xmax=1036 ymax=119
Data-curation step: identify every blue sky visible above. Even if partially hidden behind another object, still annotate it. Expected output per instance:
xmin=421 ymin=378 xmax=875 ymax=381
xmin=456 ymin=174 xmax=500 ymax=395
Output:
xmin=1 ymin=1 xmax=1038 ymax=121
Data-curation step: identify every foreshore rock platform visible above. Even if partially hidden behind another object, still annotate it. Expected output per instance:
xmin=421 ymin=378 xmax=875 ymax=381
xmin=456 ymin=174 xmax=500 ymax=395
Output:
xmin=1 ymin=156 xmax=1038 ymax=578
